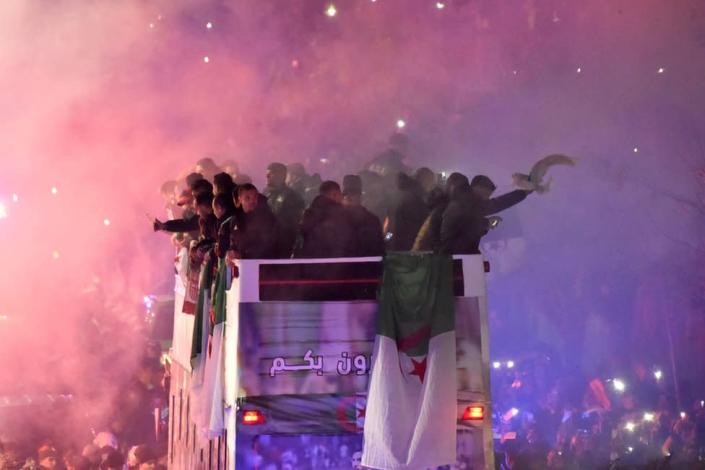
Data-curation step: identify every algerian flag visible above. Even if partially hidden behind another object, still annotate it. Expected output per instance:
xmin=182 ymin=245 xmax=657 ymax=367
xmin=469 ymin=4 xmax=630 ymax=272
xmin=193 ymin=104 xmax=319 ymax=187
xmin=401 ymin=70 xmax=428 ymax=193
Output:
xmin=190 ymin=256 xmax=215 ymax=384
xmin=362 ymin=253 xmax=457 ymax=470
xmin=189 ymin=256 xmax=215 ymax=430
xmin=202 ymin=257 xmax=228 ymax=437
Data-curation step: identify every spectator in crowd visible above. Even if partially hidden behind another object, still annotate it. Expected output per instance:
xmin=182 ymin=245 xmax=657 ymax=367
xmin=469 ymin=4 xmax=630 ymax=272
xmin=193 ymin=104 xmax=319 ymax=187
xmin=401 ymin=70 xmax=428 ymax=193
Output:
xmin=154 ymin=179 xmax=213 ymax=234
xmin=358 ymin=170 xmax=388 ymax=222
xmin=100 ymin=448 xmax=125 ymax=470
xmin=184 ymin=171 xmax=205 ymax=190
xmin=296 ymin=181 xmax=354 ymax=258
xmin=195 ymin=157 xmax=221 ymax=181
xmin=81 ymin=444 xmax=101 ymax=468
xmin=341 ymin=175 xmax=385 ymax=257
xmin=131 ymin=445 xmax=158 ymax=470
xmin=351 ymin=450 xmax=363 ymax=470
xmin=286 ymin=162 xmax=308 ymax=198
xmin=414 ymin=167 xmax=439 ymax=203
xmin=413 ymin=172 xmax=467 ymax=252
xmin=212 ymin=192 xmax=238 ymax=258
xmin=213 ymin=171 xmax=236 ymax=196
xmin=388 ymin=172 xmax=428 ymax=251
xmin=221 ymin=159 xmax=239 ymax=177
xmin=303 ymin=172 xmax=322 ymax=206
xmin=93 ymin=432 xmax=118 ymax=451
xmin=264 ymin=162 xmax=305 ymax=257
xmin=228 ymin=184 xmax=279 ymax=259
xmin=469 ymin=174 xmax=531 ymax=215
xmin=159 ymin=180 xmax=179 ymax=220
xmin=0 ymin=440 xmax=23 ymax=469
xmin=440 ymin=174 xmax=530 ymax=254
xmin=195 ymin=192 xmax=217 ymax=243
xmin=63 ymin=451 xmax=90 ymax=470
xmin=36 ymin=446 xmax=58 ymax=470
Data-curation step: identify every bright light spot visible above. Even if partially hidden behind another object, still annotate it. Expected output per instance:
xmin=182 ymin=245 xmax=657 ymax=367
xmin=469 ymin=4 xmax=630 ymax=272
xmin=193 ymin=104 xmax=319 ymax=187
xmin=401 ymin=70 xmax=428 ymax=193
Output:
xmin=506 ymin=360 xmax=515 ymax=369
xmin=633 ymin=147 xmax=639 ymax=153
xmin=510 ymin=408 xmax=519 ymax=417
xmin=52 ymin=250 xmax=60 ymax=260
xmin=103 ymin=218 xmax=111 ymax=226
xmin=627 ymin=446 xmax=634 ymax=453
xmin=624 ymin=421 xmax=635 ymax=432
xmin=657 ymin=67 xmax=665 ymax=74
xmin=206 ymin=21 xmax=213 ymax=29
xmin=576 ymin=67 xmax=582 ymax=73
xmin=12 ymin=194 xmax=18 ymax=202
xmin=436 ymin=2 xmax=445 ymax=9
xmin=320 ymin=158 xmax=329 ymax=164
xmin=291 ymin=59 xmax=299 ymax=68
xmin=701 ymin=400 xmax=704 ymax=408
xmin=203 ymin=56 xmax=210 ymax=63
xmin=396 ymin=119 xmax=406 ymax=129
xmin=512 ymin=70 xmax=518 ymax=75
xmin=492 ymin=361 xmax=502 ymax=369
xmin=325 ymin=4 xmax=337 ymax=17
xmin=643 ymin=412 xmax=655 ymax=422
xmin=0 ymin=315 xmax=8 ymax=321
xmin=654 ymin=370 xmax=663 ymax=380
xmin=613 ymin=379 xmax=626 ymax=393
xmin=148 ymin=23 xmax=155 ymax=29
xmin=0 ymin=203 xmax=7 ymax=219
xmin=680 ymin=411 xmax=686 ymax=419
xmin=51 ymin=186 xmax=58 ymax=195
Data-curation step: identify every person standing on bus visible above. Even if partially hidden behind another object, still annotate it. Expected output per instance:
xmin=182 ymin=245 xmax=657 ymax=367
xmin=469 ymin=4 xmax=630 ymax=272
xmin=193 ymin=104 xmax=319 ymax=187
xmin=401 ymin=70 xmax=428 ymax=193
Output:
xmin=264 ymin=162 xmax=305 ymax=257
xmin=342 ymin=175 xmax=385 ymax=257
xmin=295 ymin=180 xmax=354 ymax=258
xmin=439 ymin=175 xmax=531 ymax=254
xmin=228 ymin=184 xmax=279 ymax=259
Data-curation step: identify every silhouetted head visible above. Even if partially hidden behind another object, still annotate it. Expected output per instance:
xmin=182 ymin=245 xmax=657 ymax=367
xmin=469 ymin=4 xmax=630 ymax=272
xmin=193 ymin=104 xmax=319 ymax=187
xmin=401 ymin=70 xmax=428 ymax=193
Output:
xmin=319 ymin=180 xmax=342 ymax=204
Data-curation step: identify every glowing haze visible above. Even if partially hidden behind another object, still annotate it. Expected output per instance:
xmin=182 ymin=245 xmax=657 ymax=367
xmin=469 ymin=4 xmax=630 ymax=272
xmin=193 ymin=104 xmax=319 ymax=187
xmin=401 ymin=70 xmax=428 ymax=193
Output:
xmin=0 ymin=0 xmax=704 ymax=440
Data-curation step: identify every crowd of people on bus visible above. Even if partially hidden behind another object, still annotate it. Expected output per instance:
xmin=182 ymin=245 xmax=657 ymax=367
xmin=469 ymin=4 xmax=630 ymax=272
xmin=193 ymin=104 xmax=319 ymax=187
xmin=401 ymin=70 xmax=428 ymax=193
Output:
xmin=152 ymin=152 xmax=532 ymax=272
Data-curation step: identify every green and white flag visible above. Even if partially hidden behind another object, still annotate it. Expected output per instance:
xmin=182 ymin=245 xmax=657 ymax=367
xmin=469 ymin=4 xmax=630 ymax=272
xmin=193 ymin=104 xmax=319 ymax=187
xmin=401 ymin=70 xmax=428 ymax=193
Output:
xmin=202 ymin=256 xmax=228 ymax=437
xmin=362 ymin=253 xmax=457 ymax=470
xmin=189 ymin=256 xmax=215 ymax=429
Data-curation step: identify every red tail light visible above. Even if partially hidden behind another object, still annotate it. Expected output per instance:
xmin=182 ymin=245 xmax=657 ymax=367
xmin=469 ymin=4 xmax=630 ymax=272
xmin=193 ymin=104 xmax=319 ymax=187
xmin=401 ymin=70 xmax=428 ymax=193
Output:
xmin=242 ymin=410 xmax=265 ymax=425
xmin=462 ymin=405 xmax=484 ymax=421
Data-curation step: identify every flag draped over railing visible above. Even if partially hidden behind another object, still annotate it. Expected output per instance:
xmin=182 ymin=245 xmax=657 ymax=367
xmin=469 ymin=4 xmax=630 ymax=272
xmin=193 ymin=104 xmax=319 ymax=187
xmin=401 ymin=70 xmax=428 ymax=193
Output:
xmin=362 ymin=252 xmax=457 ymax=470
xmin=189 ymin=256 xmax=227 ymax=438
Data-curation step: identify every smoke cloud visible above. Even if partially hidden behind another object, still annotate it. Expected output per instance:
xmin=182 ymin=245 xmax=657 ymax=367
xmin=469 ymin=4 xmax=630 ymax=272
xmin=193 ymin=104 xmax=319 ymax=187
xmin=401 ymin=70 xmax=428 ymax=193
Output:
xmin=0 ymin=0 xmax=703 ymax=442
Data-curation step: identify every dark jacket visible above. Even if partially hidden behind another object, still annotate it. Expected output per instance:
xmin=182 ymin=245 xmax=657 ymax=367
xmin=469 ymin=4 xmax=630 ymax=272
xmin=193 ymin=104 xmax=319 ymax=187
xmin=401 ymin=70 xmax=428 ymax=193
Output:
xmin=344 ymin=204 xmax=385 ymax=257
xmin=160 ymin=213 xmax=199 ymax=233
xmin=440 ymin=188 xmax=529 ymax=254
xmin=230 ymin=204 xmax=279 ymax=259
xmin=264 ymin=185 xmax=305 ymax=257
xmin=199 ymin=213 xmax=218 ymax=241
xmin=296 ymin=195 xmax=354 ymax=258
xmin=388 ymin=174 xmax=429 ymax=251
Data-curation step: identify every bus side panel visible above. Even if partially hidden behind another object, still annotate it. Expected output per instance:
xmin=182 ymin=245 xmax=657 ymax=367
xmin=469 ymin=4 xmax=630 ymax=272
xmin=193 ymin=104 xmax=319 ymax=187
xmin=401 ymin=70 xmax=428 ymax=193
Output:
xmin=236 ymin=301 xmax=378 ymax=397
